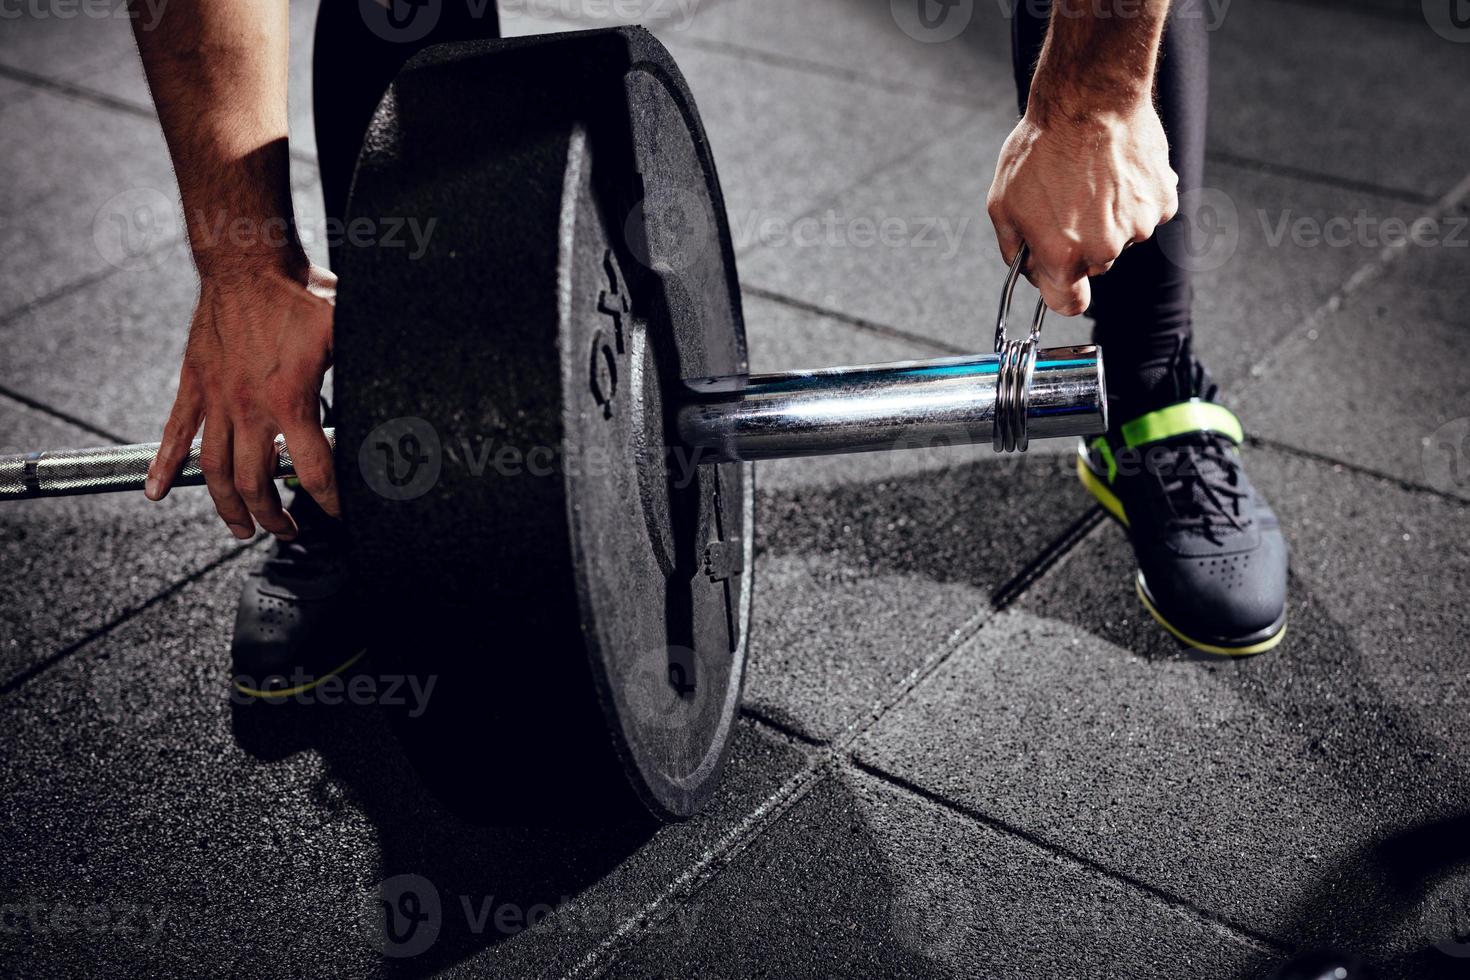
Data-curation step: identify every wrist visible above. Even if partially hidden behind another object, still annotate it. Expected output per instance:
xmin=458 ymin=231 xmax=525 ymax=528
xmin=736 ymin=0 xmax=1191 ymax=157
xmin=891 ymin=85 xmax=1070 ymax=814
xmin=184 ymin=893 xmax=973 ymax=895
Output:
xmin=1027 ymin=68 xmax=1153 ymax=127
xmin=193 ymin=237 xmax=311 ymax=284
xmin=189 ymin=207 xmax=309 ymax=281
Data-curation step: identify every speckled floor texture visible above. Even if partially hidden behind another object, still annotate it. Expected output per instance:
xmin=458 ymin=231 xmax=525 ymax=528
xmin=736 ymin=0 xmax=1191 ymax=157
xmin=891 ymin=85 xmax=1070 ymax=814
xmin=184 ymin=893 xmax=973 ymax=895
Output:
xmin=3 ymin=1 xmax=1468 ymax=977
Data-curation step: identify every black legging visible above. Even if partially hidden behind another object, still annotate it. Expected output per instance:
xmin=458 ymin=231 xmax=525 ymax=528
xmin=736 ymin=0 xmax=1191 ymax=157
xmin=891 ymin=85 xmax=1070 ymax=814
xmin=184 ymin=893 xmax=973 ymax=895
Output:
xmin=1012 ymin=0 xmax=1209 ymax=403
xmin=312 ymin=0 xmax=504 ymax=253
xmin=313 ymin=1 xmax=1205 ymax=403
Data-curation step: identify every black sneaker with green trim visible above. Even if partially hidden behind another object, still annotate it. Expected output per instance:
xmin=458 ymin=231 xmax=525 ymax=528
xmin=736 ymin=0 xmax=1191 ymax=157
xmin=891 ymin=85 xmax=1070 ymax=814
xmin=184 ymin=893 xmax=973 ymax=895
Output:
xmin=230 ymin=486 xmax=367 ymax=698
xmin=1076 ymin=360 xmax=1288 ymax=656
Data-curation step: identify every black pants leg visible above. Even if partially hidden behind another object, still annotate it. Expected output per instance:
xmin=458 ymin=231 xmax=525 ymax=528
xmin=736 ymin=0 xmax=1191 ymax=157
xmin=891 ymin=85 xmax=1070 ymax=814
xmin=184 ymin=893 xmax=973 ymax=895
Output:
xmin=1010 ymin=0 xmax=1209 ymax=407
xmin=312 ymin=0 xmax=503 ymax=252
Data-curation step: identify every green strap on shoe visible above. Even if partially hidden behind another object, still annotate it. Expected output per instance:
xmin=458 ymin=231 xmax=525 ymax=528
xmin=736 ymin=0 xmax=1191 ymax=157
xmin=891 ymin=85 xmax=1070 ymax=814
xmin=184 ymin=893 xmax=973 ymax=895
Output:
xmin=1121 ymin=399 xmax=1244 ymax=449
xmin=1090 ymin=400 xmax=1245 ymax=485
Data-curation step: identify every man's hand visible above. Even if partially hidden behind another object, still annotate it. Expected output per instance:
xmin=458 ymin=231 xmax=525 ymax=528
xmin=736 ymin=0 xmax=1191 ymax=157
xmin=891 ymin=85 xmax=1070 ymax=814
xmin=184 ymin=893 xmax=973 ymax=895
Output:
xmin=131 ymin=0 xmax=337 ymax=537
xmin=145 ymin=264 xmax=339 ymax=540
xmin=986 ymin=0 xmax=1179 ymax=316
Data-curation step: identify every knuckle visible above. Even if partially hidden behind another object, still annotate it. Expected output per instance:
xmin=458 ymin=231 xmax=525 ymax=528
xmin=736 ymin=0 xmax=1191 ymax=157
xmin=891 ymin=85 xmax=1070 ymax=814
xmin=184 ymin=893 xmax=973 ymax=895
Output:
xmin=198 ymin=451 xmax=228 ymax=477
xmin=234 ymin=475 xmax=265 ymax=501
xmin=295 ymin=464 xmax=333 ymax=494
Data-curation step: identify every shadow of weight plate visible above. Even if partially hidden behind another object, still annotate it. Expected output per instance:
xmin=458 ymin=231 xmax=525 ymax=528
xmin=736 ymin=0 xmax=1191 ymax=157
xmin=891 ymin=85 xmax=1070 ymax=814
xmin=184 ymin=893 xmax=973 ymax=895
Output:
xmin=334 ymin=29 xmax=753 ymax=822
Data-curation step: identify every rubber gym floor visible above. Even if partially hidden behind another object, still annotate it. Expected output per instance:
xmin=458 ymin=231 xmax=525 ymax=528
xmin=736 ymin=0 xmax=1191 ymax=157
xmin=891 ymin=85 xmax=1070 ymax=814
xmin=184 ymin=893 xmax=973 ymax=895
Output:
xmin=2 ymin=0 xmax=1469 ymax=977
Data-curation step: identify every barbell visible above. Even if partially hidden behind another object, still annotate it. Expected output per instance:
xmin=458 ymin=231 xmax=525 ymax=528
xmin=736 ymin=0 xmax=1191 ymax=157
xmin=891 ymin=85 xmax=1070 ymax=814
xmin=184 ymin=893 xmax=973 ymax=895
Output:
xmin=1 ymin=28 xmax=1106 ymax=823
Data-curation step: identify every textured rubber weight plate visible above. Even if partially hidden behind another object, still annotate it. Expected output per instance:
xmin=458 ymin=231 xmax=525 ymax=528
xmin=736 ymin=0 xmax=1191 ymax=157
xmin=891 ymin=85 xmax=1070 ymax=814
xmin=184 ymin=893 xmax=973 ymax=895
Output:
xmin=334 ymin=29 xmax=753 ymax=821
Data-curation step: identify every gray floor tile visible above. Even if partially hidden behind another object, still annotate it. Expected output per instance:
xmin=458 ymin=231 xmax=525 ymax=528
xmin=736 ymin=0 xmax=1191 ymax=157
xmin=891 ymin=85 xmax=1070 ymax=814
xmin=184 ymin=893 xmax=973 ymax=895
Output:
xmin=657 ymin=32 xmax=977 ymax=238
xmin=739 ymin=126 xmax=1425 ymax=386
xmin=854 ymin=445 xmax=1470 ymax=973
xmin=1209 ymin=0 xmax=1470 ymax=201
xmin=1236 ymin=197 xmax=1470 ymax=498
xmin=0 ymin=3 xmax=139 ymax=83
xmin=744 ymin=447 xmax=1091 ymax=742
xmin=0 ymin=551 xmax=814 ymax=977
xmin=0 ymin=72 xmax=33 ymax=102
xmin=0 ymin=89 xmax=179 ymax=316
xmin=1 ymin=246 xmax=196 ymax=442
xmin=0 ymin=397 xmax=240 ymax=688
xmin=679 ymin=0 xmax=1018 ymax=105
xmin=603 ymin=765 xmax=1276 ymax=979
xmin=444 ymin=720 xmax=813 ymax=979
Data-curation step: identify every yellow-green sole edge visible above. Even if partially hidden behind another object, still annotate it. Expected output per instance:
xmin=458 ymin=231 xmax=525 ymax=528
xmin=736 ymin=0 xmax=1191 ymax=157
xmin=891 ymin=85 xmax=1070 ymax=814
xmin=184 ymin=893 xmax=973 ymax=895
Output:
xmin=232 ymin=647 xmax=368 ymax=699
xmin=1075 ymin=450 xmax=1286 ymax=657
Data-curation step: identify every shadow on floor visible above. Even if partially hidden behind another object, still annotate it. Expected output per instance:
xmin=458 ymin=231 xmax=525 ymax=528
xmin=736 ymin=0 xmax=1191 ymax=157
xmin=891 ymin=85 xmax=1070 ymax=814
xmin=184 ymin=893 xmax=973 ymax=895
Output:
xmin=230 ymin=691 xmax=655 ymax=978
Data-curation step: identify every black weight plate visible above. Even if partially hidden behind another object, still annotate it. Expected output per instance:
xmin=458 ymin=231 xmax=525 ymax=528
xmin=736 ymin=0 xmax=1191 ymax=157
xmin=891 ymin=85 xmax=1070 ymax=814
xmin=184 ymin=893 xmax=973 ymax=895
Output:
xmin=334 ymin=28 xmax=753 ymax=821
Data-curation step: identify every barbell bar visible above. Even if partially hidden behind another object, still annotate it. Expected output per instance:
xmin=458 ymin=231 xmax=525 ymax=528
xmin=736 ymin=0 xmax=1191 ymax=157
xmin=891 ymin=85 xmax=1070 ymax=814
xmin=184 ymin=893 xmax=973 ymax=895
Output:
xmin=0 ymin=344 xmax=1106 ymax=501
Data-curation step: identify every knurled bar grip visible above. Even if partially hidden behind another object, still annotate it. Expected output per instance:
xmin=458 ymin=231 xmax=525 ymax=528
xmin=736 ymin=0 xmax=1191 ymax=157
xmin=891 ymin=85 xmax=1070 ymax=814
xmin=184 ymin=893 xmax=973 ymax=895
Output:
xmin=0 ymin=431 xmax=332 ymax=502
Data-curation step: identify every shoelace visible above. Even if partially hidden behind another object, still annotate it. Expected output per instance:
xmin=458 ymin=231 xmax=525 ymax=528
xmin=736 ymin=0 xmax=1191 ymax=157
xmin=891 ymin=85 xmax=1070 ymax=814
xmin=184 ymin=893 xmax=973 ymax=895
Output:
xmin=1152 ymin=433 xmax=1248 ymax=542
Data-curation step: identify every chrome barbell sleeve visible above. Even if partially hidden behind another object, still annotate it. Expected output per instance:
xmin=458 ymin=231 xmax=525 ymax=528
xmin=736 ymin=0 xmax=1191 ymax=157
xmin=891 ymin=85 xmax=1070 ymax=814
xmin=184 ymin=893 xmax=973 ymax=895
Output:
xmin=675 ymin=345 xmax=1107 ymax=464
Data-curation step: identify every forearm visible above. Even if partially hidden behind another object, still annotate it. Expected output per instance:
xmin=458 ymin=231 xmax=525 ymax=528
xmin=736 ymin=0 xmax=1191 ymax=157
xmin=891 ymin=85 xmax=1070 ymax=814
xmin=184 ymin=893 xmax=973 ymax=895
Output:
xmin=129 ymin=0 xmax=300 ymax=277
xmin=1028 ymin=0 xmax=1171 ymax=121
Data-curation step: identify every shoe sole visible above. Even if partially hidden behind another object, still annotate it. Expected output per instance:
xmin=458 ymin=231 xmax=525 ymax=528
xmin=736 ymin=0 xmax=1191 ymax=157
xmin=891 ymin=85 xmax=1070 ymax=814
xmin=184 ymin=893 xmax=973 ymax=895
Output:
xmin=1075 ymin=450 xmax=1286 ymax=657
xmin=232 ymin=647 xmax=368 ymax=699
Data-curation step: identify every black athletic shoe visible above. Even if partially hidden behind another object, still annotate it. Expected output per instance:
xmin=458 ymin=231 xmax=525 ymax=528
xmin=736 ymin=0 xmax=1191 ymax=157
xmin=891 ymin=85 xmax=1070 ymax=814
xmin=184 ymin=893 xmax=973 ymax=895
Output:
xmin=1076 ymin=357 xmax=1288 ymax=656
xmin=230 ymin=487 xmax=366 ymax=697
